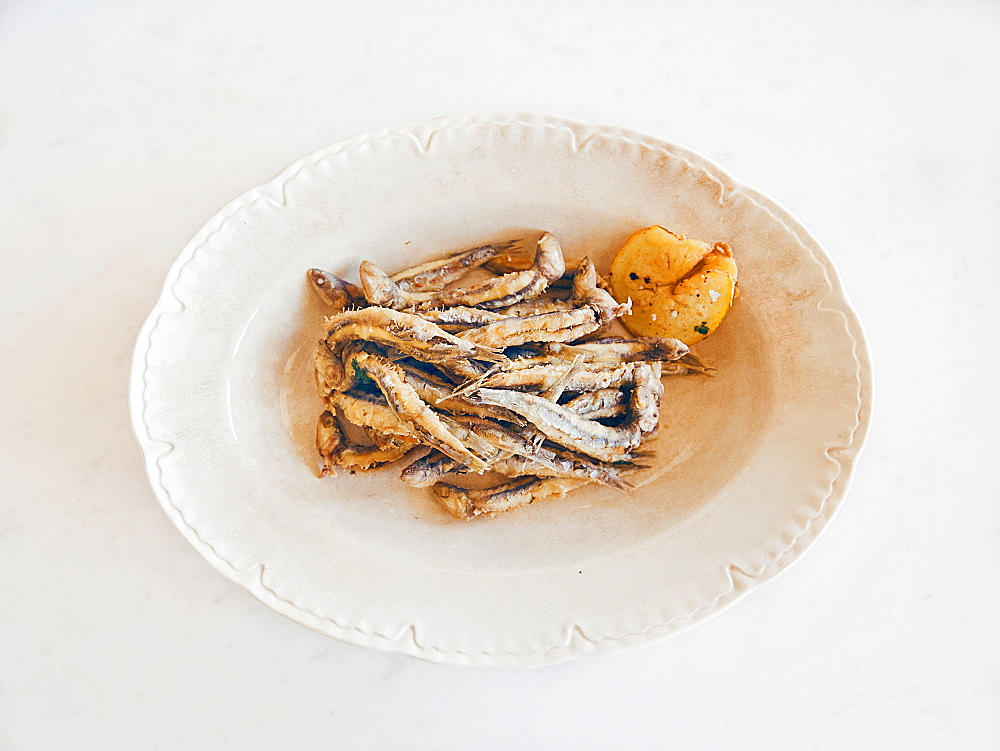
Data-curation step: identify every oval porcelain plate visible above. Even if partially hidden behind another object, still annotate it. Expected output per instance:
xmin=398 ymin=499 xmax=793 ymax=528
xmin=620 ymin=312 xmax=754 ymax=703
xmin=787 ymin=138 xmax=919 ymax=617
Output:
xmin=130 ymin=112 xmax=872 ymax=668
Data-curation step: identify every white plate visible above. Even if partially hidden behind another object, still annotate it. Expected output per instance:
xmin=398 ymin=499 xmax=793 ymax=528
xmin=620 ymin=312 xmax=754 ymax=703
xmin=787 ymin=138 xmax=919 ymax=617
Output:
xmin=130 ymin=112 xmax=872 ymax=668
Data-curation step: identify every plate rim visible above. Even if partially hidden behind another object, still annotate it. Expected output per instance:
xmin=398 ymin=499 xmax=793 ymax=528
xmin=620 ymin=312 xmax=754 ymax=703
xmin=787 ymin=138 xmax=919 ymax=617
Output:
xmin=129 ymin=110 xmax=873 ymax=668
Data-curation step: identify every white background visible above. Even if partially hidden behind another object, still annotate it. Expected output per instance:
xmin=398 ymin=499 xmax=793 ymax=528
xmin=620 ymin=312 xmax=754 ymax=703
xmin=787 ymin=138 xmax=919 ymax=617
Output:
xmin=2 ymin=1 xmax=999 ymax=748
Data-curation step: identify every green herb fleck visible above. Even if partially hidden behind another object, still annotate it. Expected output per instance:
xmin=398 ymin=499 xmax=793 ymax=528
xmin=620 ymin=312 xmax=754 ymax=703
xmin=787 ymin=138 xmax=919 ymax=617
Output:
xmin=694 ymin=322 xmax=710 ymax=335
xmin=352 ymin=360 xmax=374 ymax=387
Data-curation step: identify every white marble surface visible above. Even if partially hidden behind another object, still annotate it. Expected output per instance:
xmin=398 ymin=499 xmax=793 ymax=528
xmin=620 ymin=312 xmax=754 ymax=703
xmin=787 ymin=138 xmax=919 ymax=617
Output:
xmin=1 ymin=0 xmax=998 ymax=748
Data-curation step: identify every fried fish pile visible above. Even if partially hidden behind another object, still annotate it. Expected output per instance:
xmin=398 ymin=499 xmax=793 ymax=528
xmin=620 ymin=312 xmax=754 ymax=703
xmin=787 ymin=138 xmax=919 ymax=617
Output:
xmin=309 ymin=233 xmax=708 ymax=519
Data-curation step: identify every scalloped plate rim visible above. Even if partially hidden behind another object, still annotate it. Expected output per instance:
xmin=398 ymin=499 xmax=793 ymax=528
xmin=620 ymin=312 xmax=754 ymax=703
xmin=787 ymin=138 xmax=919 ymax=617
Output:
xmin=129 ymin=111 xmax=873 ymax=668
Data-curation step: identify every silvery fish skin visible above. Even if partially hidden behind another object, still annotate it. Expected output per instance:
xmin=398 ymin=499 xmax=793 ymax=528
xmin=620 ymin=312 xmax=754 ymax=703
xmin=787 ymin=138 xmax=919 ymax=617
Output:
xmin=310 ymin=232 xmax=705 ymax=519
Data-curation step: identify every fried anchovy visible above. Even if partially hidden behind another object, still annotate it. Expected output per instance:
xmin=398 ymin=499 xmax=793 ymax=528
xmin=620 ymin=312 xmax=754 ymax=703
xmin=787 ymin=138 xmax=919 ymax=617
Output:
xmin=543 ymin=336 xmax=688 ymax=364
xmin=424 ymin=233 xmax=566 ymax=310
xmin=399 ymin=450 xmax=461 ymax=487
xmin=481 ymin=361 xmax=646 ymax=392
xmin=399 ymin=448 xmax=631 ymax=490
xmin=359 ymin=261 xmax=439 ymax=308
xmin=433 ymin=476 xmax=586 ymax=519
xmin=358 ymin=234 xmax=565 ymax=311
xmin=307 ymin=269 xmax=366 ymax=312
xmin=389 ymin=244 xmax=500 ymax=292
xmin=539 ymin=355 xmax=585 ymax=402
xmin=457 ymin=307 xmax=601 ymax=348
xmin=473 ymin=387 xmax=640 ymax=461
xmin=325 ymin=391 xmax=421 ymax=442
xmin=351 ymin=351 xmax=486 ymax=471
xmin=454 ymin=257 xmax=630 ymax=349
xmin=316 ymin=410 xmax=414 ymax=474
xmin=393 ymin=359 xmax=526 ymax=425
xmin=472 ymin=364 xmax=661 ymax=463
xmin=446 ymin=414 xmax=566 ymax=472
xmin=319 ymin=307 xmax=505 ymax=390
xmin=316 ymin=410 xmax=344 ymax=475
xmin=494 ymin=297 xmax=577 ymax=317
xmin=415 ymin=306 xmax=507 ymax=327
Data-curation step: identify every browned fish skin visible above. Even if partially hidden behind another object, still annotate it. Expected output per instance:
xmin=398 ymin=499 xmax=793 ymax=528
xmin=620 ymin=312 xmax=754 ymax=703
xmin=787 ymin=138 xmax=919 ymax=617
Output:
xmin=419 ymin=233 xmax=566 ymax=310
xmin=451 ymin=258 xmax=636 ymax=350
xmin=316 ymin=408 xmax=416 ymax=473
xmin=351 ymin=350 xmax=487 ymax=472
xmin=415 ymin=306 xmax=507 ymax=327
xmin=398 ymin=445 xmax=628 ymax=490
xmin=480 ymin=452 xmax=631 ymax=490
xmin=472 ymin=364 xmax=661 ymax=463
xmin=393 ymin=359 xmax=526 ymax=425
xmin=543 ymin=336 xmax=689 ymax=364
xmin=316 ymin=410 xmax=345 ymax=476
xmin=445 ymin=414 xmax=565 ymax=473
xmin=632 ymin=362 xmax=664 ymax=436
xmin=495 ymin=297 xmax=576 ymax=317
xmin=359 ymin=261 xmax=439 ymax=308
xmin=320 ymin=307 xmax=506 ymax=396
xmin=337 ymin=441 xmax=414 ymax=470
xmin=310 ymin=231 xmax=702 ymax=519
xmin=315 ymin=339 xmax=369 ymax=394
xmin=571 ymin=257 xmax=631 ymax=325
xmin=399 ymin=450 xmax=460 ymax=487
xmin=307 ymin=269 xmax=366 ymax=312
xmin=480 ymin=361 xmax=646 ymax=392
xmin=390 ymin=244 xmax=500 ymax=292
xmin=326 ymin=390 xmax=422 ymax=443
xmin=473 ymin=387 xmax=642 ymax=463
xmin=357 ymin=235 xmax=563 ymax=311
xmin=433 ymin=476 xmax=585 ymax=519
xmin=456 ymin=308 xmax=601 ymax=349
xmin=561 ymin=388 xmax=627 ymax=419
